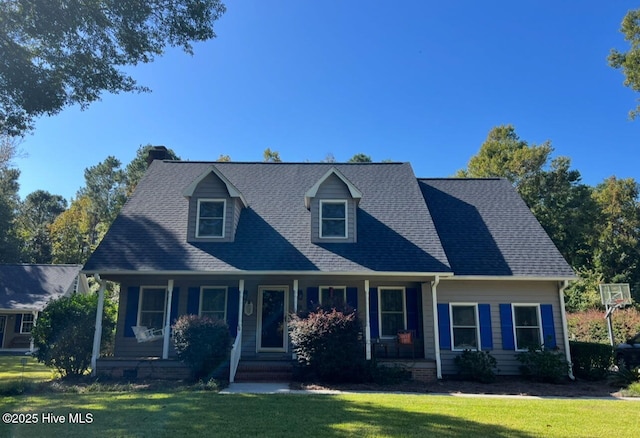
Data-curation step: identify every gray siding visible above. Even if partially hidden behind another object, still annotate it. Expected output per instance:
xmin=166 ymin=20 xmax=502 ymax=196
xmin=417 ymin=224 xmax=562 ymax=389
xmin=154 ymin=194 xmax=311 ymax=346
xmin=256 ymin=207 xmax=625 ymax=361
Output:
xmin=187 ymin=172 xmax=236 ymax=243
xmin=310 ymin=173 xmax=357 ymax=243
xmin=436 ymin=280 xmax=565 ymax=375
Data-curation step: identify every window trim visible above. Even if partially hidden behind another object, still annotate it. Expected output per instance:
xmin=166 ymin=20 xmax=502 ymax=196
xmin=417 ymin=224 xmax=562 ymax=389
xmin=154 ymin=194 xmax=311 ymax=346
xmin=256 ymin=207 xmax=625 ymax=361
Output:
xmin=512 ymin=303 xmax=543 ymax=351
xmin=319 ymin=199 xmax=348 ymax=239
xmin=20 ymin=313 xmax=35 ymax=334
xmin=449 ymin=303 xmax=480 ymax=351
xmin=377 ymin=287 xmax=407 ymax=339
xmin=319 ymin=286 xmax=347 ymax=307
xmin=199 ymin=286 xmax=228 ymax=322
xmin=137 ymin=286 xmax=168 ymax=330
xmin=196 ymin=198 xmax=227 ymax=238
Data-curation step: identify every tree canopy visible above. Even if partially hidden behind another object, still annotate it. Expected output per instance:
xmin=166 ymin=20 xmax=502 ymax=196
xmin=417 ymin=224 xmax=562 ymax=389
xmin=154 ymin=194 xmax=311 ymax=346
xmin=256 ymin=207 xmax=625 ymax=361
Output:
xmin=0 ymin=0 xmax=226 ymax=136
xmin=609 ymin=8 xmax=640 ymax=119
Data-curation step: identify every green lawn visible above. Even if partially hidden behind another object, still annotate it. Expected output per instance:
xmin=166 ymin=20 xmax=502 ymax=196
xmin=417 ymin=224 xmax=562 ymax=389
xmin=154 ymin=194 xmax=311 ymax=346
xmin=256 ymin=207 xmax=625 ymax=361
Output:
xmin=1 ymin=356 xmax=638 ymax=437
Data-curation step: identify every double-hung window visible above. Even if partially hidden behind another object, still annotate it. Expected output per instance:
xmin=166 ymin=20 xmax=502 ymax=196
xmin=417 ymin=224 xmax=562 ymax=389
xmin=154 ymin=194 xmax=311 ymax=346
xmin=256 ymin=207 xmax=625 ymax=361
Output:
xmin=200 ymin=287 xmax=227 ymax=321
xmin=320 ymin=200 xmax=347 ymax=238
xmin=20 ymin=314 xmax=35 ymax=334
xmin=319 ymin=286 xmax=346 ymax=308
xmin=197 ymin=199 xmax=226 ymax=238
xmin=138 ymin=287 xmax=167 ymax=331
xmin=513 ymin=304 xmax=542 ymax=350
xmin=450 ymin=304 xmax=479 ymax=350
xmin=379 ymin=287 xmax=406 ymax=337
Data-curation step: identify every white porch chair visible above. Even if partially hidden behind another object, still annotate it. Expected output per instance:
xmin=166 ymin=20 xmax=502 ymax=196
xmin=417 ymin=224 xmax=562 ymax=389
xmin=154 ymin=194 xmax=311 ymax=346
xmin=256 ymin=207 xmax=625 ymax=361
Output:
xmin=132 ymin=326 xmax=164 ymax=343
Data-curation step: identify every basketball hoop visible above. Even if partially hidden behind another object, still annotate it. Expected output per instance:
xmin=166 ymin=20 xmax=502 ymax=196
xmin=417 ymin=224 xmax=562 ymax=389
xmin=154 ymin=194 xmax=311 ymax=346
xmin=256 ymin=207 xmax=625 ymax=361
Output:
xmin=600 ymin=284 xmax=633 ymax=346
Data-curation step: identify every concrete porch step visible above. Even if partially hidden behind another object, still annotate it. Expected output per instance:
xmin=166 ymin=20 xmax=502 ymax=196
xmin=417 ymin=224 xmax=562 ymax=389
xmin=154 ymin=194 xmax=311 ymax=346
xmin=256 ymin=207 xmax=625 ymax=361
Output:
xmin=234 ymin=360 xmax=293 ymax=382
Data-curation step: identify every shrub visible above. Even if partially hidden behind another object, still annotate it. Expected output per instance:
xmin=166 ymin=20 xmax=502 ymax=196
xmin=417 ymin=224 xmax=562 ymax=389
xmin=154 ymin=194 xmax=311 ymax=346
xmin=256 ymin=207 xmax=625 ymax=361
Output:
xmin=32 ymin=292 xmax=116 ymax=377
xmin=454 ymin=350 xmax=498 ymax=383
xmin=567 ymin=308 xmax=640 ymax=344
xmin=289 ymin=308 xmax=365 ymax=383
xmin=608 ymin=366 xmax=640 ymax=387
xmin=515 ymin=345 xmax=571 ymax=383
xmin=569 ymin=341 xmax=613 ymax=381
xmin=172 ymin=315 xmax=231 ymax=381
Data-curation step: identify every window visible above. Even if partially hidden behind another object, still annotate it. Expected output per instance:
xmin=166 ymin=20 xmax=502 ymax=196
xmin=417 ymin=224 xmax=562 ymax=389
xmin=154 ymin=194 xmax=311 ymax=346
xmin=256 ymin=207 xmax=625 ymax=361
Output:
xmin=379 ymin=287 xmax=406 ymax=337
xmin=450 ymin=304 xmax=479 ymax=350
xmin=513 ymin=305 xmax=541 ymax=350
xmin=138 ymin=287 xmax=167 ymax=330
xmin=200 ymin=287 xmax=227 ymax=321
xmin=319 ymin=286 xmax=346 ymax=308
xmin=320 ymin=200 xmax=347 ymax=238
xmin=20 ymin=313 xmax=35 ymax=334
xmin=197 ymin=199 xmax=226 ymax=238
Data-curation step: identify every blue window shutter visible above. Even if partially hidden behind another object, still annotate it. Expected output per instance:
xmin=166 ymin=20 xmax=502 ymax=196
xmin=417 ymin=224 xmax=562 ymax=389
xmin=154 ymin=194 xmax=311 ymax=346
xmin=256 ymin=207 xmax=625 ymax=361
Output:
xmin=14 ymin=314 xmax=22 ymax=333
xmin=500 ymin=304 xmax=515 ymax=350
xmin=227 ymin=288 xmax=240 ymax=338
xmin=369 ymin=288 xmax=379 ymax=338
xmin=187 ymin=287 xmax=200 ymax=315
xmin=406 ymin=288 xmax=419 ymax=337
xmin=170 ymin=287 xmax=180 ymax=324
xmin=437 ymin=303 xmax=451 ymax=350
xmin=346 ymin=287 xmax=358 ymax=309
xmin=478 ymin=304 xmax=493 ymax=350
xmin=540 ymin=304 xmax=556 ymax=349
xmin=124 ymin=287 xmax=140 ymax=338
xmin=307 ymin=287 xmax=319 ymax=311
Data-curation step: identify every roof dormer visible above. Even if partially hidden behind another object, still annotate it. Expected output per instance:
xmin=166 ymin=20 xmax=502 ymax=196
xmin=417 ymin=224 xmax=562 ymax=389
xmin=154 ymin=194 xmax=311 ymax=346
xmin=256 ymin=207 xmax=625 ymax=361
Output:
xmin=183 ymin=166 xmax=247 ymax=242
xmin=305 ymin=167 xmax=362 ymax=243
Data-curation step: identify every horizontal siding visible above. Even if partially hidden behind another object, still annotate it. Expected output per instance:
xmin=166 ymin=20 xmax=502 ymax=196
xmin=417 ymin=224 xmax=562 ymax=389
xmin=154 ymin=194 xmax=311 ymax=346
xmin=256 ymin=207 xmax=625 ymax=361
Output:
xmin=436 ymin=280 xmax=564 ymax=375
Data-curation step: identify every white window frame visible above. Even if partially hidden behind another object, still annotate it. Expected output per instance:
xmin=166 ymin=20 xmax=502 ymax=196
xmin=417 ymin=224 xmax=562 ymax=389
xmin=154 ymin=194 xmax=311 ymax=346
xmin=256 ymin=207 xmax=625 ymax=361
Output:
xmin=449 ymin=303 xmax=480 ymax=351
xmin=319 ymin=286 xmax=347 ymax=307
xmin=512 ymin=303 xmax=543 ymax=351
xmin=199 ymin=286 xmax=228 ymax=322
xmin=20 ymin=313 xmax=35 ymax=334
xmin=378 ymin=287 xmax=407 ymax=338
xmin=319 ymin=200 xmax=348 ymax=239
xmin=196 ymin=198 xmax=226 ymax=238
xmin=137 ymin=286 xmax=168 ymax=330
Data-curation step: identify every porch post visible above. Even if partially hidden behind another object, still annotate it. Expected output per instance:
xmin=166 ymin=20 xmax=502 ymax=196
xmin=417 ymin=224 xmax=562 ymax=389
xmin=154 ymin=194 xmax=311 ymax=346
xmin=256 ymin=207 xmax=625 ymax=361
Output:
xmin=162 ymin=279 xmax=174 ymax=360
xmin=29 ymin=310 xmax=38 ymax=353
xmin=238 ymin=279 xmax=245 ymax=335
xmin=431 ymin=276 xmax=442 ymax=379
xmin=292 ymin=279 xmax=298 ymax=359
xmin=364 ymin=279 xmax=371 ymax=360
xmin=91 ymin=275 xmax=106 ymax=376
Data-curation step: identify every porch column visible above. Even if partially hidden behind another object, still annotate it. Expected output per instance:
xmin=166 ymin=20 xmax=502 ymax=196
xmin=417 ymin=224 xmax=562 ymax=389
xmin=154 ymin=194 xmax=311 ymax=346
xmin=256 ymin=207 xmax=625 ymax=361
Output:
xmin=29 ymin=310 xmax=38 ymax=353
xmin=431 ymin=276 xmax=442 ymax=379
xmin=238 ymin=279 xmax=245 ymax=335
xmin=364 ymin=279 xmax=371 ymax=360
xmin=91 ymin=275 xmax=106 ymax=376
xmin=292 ymin=279 xmax=298 ymax=359
xmin=162 ymin=279 xmax=174 ymax=360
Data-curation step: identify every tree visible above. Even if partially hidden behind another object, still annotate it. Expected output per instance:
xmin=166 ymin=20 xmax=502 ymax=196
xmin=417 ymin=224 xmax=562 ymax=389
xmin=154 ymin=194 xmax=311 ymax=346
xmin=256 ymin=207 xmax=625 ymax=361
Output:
xmin=49 ymin=196 xmax=93 ymax=264
xmin=0 ymin=136 xmax=21 ymax=262
xmin=348 ymin=153 xmax=372 ymax=163
xmin=17 ymin=190 xmax=67 ymax=263
xmin=609 ymin=8 xmax=640 ymax=119
xmin=263 ymin=148 xmax=282 ymax=162
xmin=0 ymin=1 xmax=226 ymax=136
xmin=32 ymin=292 xmax=116 ymax=377
xmin=124 ymin=144 xmax=180 ymax=195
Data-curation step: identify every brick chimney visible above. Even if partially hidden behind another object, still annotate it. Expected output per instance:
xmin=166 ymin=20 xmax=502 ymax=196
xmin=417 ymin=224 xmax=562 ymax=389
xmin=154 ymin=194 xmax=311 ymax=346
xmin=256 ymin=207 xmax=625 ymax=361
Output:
xmin=146 ymin=145 xmax=169 ymax=165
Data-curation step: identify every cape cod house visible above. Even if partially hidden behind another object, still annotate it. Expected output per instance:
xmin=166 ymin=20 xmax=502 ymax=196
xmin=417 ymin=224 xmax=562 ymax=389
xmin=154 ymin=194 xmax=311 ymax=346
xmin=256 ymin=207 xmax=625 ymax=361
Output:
xmin=83 ymin=149 xmax=575 ymax=381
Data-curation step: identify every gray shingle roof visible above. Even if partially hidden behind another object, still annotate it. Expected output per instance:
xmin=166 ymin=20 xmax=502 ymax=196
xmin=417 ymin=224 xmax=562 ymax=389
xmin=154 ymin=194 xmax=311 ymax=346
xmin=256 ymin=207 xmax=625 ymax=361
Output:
xmin=84 ymin=162 xmax=452 ymax=274
xmin=0 ymin=264 xmax=83 ymax=310
xmin=419 ymin=178 xmax=575 ymax=277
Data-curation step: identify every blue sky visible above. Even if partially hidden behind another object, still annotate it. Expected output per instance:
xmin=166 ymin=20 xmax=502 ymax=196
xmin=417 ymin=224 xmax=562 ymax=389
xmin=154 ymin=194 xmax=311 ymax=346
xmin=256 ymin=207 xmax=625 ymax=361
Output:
xmin=15 ymin=1 xmax=640 ymax=201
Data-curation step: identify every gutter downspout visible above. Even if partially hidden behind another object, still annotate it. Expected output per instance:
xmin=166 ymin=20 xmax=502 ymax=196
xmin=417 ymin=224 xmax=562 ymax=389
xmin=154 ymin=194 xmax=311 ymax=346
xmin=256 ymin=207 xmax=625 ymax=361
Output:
xmin=91 ymin=274 xmax=106 ymax=377
xmin=431 ymin=276 xmax=442 ymax=379
xmin=162 ymin=279 xmax=174 ymax=360
xmin=558 ymin=280 xmax=574 ymax=380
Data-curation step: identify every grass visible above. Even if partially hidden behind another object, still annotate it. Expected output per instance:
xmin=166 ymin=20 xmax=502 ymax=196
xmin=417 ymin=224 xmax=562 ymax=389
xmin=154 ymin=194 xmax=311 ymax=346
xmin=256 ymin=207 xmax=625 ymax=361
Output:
xmin=1 ymin=355 xmax=638 ymax=437
xmin=0 ymin=355 xmax=57 ymax=382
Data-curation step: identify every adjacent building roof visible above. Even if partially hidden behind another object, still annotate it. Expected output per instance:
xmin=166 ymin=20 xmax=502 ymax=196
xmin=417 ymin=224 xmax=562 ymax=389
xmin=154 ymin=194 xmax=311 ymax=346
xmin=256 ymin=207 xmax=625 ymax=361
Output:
xmin=0 ymin=264 xmax=84 ymax=311
xmin=83 ymin=161 xmax=574 ymax=279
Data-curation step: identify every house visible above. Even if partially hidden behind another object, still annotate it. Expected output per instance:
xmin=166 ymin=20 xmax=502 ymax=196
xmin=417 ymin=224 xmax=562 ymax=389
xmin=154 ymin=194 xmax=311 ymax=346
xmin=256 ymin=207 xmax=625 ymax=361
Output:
xmin=0 ymin=264 xmax=89 ymax=351
xmin=83 ymin=149 xmax=575 ymax=381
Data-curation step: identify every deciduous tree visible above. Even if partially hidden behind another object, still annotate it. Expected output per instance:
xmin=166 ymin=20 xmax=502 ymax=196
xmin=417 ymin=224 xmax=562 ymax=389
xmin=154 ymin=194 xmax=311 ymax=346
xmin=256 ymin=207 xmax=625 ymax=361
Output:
xmin=609 ymin=8 xmax=640 ymax=119
xmin=17 ymin=190 xmax=67 ymax=263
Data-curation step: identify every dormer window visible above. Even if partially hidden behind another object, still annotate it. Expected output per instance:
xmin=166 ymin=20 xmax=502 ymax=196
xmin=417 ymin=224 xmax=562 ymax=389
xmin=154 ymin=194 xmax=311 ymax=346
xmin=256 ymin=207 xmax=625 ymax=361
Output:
xmin=197 ymin=199 xmax=226 ymax=238
xmin=320 ymin=200 xmax=347 ymax=238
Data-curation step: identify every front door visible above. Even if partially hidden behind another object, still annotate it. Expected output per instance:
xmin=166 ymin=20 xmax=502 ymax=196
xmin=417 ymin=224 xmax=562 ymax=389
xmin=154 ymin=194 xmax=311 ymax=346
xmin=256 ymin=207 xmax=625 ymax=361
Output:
xmin=0 ymin=316 xmax=6 ymax=349
xmin=257 ymin=286 xmax=288 ymax=352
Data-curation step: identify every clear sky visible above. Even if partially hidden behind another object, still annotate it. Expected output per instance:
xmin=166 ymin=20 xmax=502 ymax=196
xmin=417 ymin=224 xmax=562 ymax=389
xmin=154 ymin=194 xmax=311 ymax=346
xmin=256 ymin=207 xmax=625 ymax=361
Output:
xmin=14 ymin=1 xmax=640 ymax=201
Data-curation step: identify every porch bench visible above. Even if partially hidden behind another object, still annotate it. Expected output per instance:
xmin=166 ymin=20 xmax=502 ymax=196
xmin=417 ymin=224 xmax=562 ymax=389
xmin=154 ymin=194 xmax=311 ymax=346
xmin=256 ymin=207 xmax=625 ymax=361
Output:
xmin=373 ymin=330 xmax=418 ymax=359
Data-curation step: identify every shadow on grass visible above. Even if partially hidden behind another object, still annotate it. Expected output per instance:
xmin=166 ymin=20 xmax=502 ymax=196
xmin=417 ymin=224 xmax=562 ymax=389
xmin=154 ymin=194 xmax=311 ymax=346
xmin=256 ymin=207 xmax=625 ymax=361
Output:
xmin=1 ymin=391 xmax=535 ymax=437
